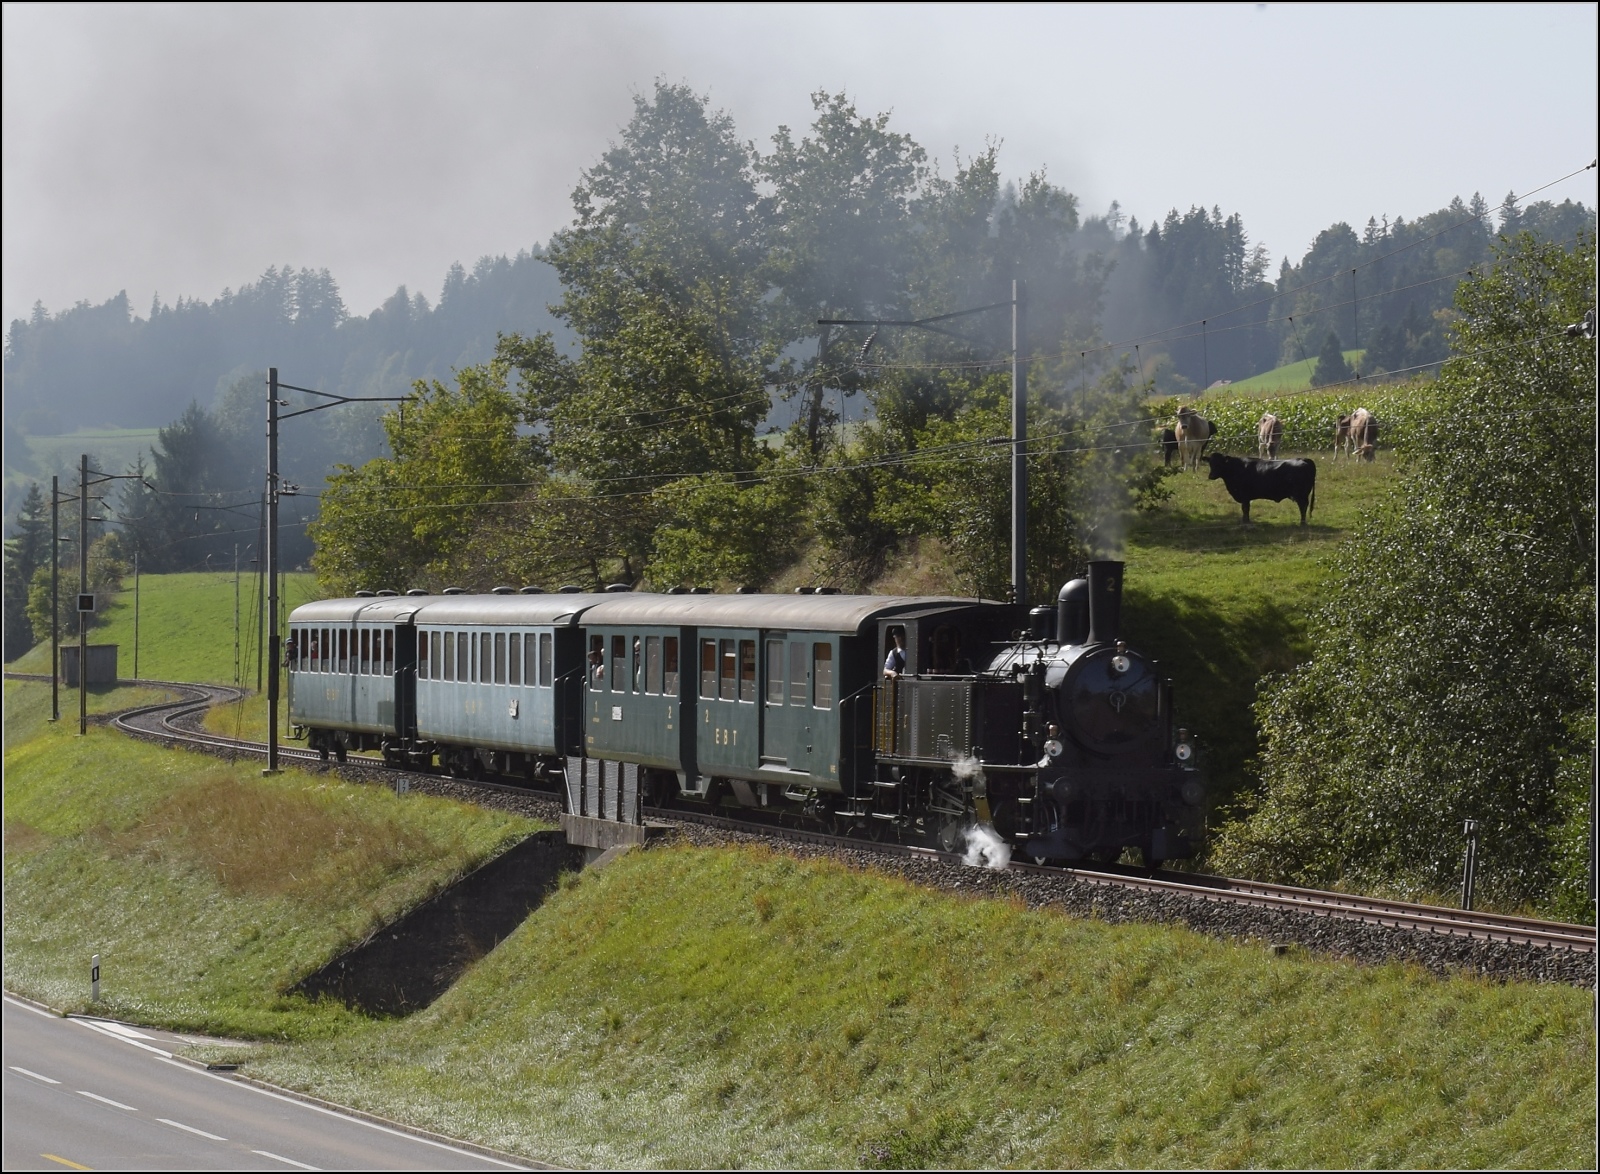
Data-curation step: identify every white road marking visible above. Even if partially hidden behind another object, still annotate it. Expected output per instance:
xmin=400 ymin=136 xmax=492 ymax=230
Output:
xmin=159 ymin=1117 xmax=228 ymax=1141
xmin=155 ymin=1056 xmax=532 ymax=1168
xmin=10 ymin=1065 xmax=61 ymax=1084
xmin=88 ymin=1020 xmax=155 ymax=1040
xmin=71 ymin=1018 xmax=173 ymax=1058
xmin=77 ymin=1089 xmax=138 ymax=1110
xmin=254 ymin=1150 xmax=321 ymax=1170
xmin=4 ymin=994 xmax=60 ymax=1018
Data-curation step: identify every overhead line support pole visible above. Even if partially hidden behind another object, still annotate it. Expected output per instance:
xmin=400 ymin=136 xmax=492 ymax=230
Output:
xmin=79 ymin=453 xmax=89 ymax=736
xmin=266 ymin=368 xmax=280 ymax=775
xmin=50 ymin=475 xmax=59 ymax=722
xmin=1011 ymin=279 xmax=1027 ymax=609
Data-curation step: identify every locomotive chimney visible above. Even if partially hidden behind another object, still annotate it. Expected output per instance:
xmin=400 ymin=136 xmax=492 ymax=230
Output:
xmin=1057 ymin=578 xmax=1089 ymax=645
xmin=1086 ymin=560 xmax=1124 ymax=646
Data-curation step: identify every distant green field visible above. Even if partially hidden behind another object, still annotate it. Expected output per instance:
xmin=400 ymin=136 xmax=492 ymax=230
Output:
xmin=4 ymin=427 xmax=164 ymax=525
xmin=9 ymin=571 xmax=322 ymax=685
xmin=1219 ymin=350 xmax=1365 ymax=396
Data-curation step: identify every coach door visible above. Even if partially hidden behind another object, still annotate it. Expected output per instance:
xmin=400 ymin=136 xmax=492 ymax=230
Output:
xmin=760 ymin=633 xmax=797 ymax=769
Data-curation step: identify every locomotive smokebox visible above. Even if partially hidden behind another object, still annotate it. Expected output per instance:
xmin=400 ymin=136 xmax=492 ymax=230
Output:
xmin=1057 ymin=578 xmax=1089 ymax=645
xmin=1086 ymin=560 xmax=1125 ymax=646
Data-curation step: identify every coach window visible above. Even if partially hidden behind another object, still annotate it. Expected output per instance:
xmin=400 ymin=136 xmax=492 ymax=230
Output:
xmin=663 ymin=636 xmax=679 ymax=695
xmin=789 ymin=641 xmax=807 ymax=707
xmin=494 ymin=632 xmax=507 ymax=684
xmin=645 ymin=636 xmax=661 ymax=694
xmin=539 ymin=633 xmax=553 ymax=687
xmin=384 ymin=630 xmax=394 ymax=676
xmin=700 ymin=639 xmax=716 ymax=697
xmin=739 ymin=640 xmax=756 ymax=702
xmin=611 ymin=634 xmax=627 ymax=692
xmin=523 ymin=633 xmax=535 ymax=686
xmin=338 ymin=629 xmax=349 ymax=674
xmin=441 ymin=632 xmax=453 ymax=682
xmin=457 ymin=631 xmax=470 ymax=682
xmin=359 ymin=630 xmax=370 ymax=675
xmin=418 ymin=632 xmax=430 ymax=679
xmin=633 ymin=637 xmax=644 ymax=691
xmin=719 ymin=639 xmax=737 ymax=701
xmin=813 ymin=642 xmax=833 ymax=708
xmin=508 ymin=633 xmax=522 ymax=686
xmin=480 ymin=633 xmax=492 ymax=683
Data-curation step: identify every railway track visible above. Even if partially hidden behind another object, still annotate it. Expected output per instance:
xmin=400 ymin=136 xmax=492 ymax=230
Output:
xmin=50 ymin=676 xmax=1598 ymax=959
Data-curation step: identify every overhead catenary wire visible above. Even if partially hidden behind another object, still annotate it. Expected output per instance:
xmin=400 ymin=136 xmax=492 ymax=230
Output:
xmin=305 ymin=326 xmax=1581 ymax=519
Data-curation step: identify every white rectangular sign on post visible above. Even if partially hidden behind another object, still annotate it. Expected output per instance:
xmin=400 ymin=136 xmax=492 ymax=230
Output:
xmin=91 ymin=953 xmax=100 ymax=1002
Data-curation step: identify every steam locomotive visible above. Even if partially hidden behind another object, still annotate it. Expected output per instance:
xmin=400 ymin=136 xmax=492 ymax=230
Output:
xmin=285 ymin=560 xmax=1202 ymax=866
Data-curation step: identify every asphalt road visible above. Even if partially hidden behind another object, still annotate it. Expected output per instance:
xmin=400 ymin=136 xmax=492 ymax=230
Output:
xmin=2 ymin=996 xmax=537 ymax=1171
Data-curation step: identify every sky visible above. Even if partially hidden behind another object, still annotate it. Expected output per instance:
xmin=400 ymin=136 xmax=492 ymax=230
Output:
xmin=3 ymin=2 xmax=1596 ymax=329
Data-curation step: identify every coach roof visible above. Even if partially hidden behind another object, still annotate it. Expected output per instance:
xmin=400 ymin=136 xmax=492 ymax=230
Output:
xmin=292 ymin=593 xmax=1006 ymax=634
xmin=580 ymin=593 xmax=1001 ymax=635
xmin=289 ymin=597 xmax=430 ymax=625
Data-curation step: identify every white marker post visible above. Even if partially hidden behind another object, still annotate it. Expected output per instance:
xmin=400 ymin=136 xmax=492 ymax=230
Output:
xmin=91 ymin=954 xmax=100 ymax=1003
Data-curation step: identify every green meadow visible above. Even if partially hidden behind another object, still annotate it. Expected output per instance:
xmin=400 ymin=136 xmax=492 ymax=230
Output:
xmin=3 ymin=679 xmax=538 ymax=1039
xmin=10 ymin=571 xmax=322 ymax=685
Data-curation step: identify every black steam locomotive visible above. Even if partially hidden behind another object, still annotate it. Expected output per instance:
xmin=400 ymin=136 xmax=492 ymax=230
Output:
xmin=287 ymin=559 xmax=1202 ymax=866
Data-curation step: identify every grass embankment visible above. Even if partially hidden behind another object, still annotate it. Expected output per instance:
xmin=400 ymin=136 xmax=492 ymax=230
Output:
xmin=246 ymin=843 xmax=1596 ymax=1169
xmin=2 ymin=679 xmax=540 ymax=1038
xmin=8 ymin=571 xmax=323 ymax=684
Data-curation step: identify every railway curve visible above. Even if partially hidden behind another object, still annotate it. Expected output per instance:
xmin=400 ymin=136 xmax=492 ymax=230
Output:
xmin=20 ymin=674 xmax=1594 ymax=985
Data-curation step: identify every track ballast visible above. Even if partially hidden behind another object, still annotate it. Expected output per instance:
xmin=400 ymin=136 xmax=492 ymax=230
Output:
xmin=82 ymin=677 xmax=1598 ymax=985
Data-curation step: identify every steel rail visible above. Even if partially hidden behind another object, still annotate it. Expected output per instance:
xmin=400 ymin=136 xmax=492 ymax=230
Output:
xmin=69 ymin=677 xmax=1596 ymax=956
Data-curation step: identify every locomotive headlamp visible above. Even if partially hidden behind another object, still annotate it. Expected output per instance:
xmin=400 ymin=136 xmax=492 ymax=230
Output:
xmin=1110 ymin=653 xmax=1131 ymax=675
xmin=1182 ymin=780 xmax=1204 ymax=806
xmin=1044 ymin=738 xmax=1064 ymax=758
xmin=1175 ymin=741 xmax=1194 ymax=763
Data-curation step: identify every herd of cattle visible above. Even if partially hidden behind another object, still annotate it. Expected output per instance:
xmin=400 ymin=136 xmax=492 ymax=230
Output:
xmin=1157 ymin=404 xmax=1382 ymax=526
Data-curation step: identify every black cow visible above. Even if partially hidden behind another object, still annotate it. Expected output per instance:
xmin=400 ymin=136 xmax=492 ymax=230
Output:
xmin=1204 ymin=452 xmax=1317 ymax=525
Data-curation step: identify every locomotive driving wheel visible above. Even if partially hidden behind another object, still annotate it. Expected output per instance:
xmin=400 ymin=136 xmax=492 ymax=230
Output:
xmin=936 ymin=818 xmax=965 ymax=855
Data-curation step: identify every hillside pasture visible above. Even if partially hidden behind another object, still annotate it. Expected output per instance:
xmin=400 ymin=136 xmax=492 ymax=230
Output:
xmin=8 ymin=571 xmax=323 ymax=685
xmin=1121 ymin=443 xmax=1401 ymax=822
xmin=1214 ymin=350 xmax=1364 ymax=396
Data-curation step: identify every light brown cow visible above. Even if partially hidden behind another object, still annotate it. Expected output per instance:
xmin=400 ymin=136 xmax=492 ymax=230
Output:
xmin=1175 ymin=405 xmax=1215 ymax=472
xmin=1256 ymin=412 xmax=1283 ymax=459
xmin=1346 ymin=407 xmax=1373 ymax=461
xmin=1353 ymin=410 xmax=1379 ymax=461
